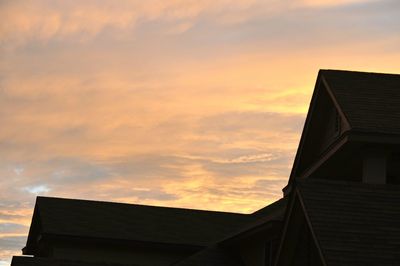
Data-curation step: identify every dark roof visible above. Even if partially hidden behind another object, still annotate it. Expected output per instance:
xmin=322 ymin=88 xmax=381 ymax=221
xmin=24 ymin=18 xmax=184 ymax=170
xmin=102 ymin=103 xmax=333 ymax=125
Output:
xmin=321 ymin=69 xmax=400 ymax=134
xmin=25 ymin=196 xmax=253 ymax=253
xmin=173 ymin=245 xmax=244 ymax=266
xmin=174 ymin=198 xmax=288 ymax=265
xmin=11 ymin=256 xmax=137 ymax=266
xmin=250 ymin=197 xmax=287 ymax=220
xmin=297 ymin=179 xmax=400 ymax=266
xmin=285 ymin=70 xmax=400 ymax=192
xmin=220 ymin=198 xmax=287 ymax=245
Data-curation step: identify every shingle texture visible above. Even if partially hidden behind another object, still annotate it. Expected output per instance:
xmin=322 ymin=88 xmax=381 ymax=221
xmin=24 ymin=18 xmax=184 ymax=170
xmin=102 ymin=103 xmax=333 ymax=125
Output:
xmin=11 ymin=256 xmax=137 ymax=266
xmin=321 ymin=70 xmax=400 ymax=134
xmin=32 ymin=197 xmax=253 ymax=247
xmin=173 ymin=246 xmax=244 ymax=266
xmin=224 ymin=197 xmax=286 ymax=240
xmin=298 ymin=179 xmax=400 ymax=266
xmin=250 ymin=197 xmax=287 ymax=220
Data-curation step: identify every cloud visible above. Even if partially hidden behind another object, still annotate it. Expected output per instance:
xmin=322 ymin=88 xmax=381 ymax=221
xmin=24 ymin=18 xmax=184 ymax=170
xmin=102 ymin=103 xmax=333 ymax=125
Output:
xmin=0 ymin=0 xmax=140 ymax=46
xmin=1 ymin=0 xmax=400 ymax=262
xmin=0 ymin=236 xmax=26 ymax=264
xmin=23 ymin=185 xmax=50 ymax=195
xmin=0 ymin=114 xmax=296 ymax=211
xmin=1 ymin=0 xmax=393 ymax=50
xmin=0 ymin=224 xmax=28 ymax=235
xmin=0 ymin=0 xmax=263 ymax=47
xmin=0 ymin=213 xmax=25 ymax=221
xmin=300 ymin=0 xmax=377 ymax=7
xmin=197 ymin=111 xmax=304 ymax=134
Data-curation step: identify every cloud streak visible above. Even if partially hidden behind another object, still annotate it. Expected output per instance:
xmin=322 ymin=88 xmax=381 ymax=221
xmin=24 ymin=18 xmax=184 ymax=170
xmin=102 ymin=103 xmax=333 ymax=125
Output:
xmin=1 ymin=0 xmax=391 ymax=49
xmin=1 ymin=0 xmax=400 ymax=263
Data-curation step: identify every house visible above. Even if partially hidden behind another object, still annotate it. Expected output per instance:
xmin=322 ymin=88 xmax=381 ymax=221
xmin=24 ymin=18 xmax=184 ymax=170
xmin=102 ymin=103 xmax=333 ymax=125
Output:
xmin=11 ymin=70 xmax=400 ymax=266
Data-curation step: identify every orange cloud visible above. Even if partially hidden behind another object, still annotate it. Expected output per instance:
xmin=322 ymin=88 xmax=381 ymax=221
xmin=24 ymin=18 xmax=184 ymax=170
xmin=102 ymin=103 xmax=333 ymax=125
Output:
xmin=300 ymin=0 xmax=377 ymax=7
xmin=1 ymin=0 xmax=400 ymax=262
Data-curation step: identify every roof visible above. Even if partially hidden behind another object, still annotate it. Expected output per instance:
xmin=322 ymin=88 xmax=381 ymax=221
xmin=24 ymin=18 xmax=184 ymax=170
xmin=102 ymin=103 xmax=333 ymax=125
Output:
xmin=220 ymin=198 xmax=287 ymax=245
xmin=174 ymin=199 xmax=288 ymax=265
xmin=285 ymin=70 xmax=400 ymax=192
xmin=250 ymin=197 xmax=287 ymax=220
xmin=321 ymin=69 xmax=400 ymax=135
xmin=25 ymin=196 xmax=254 ymax=253
xmin=297 ymin=179 xmax=400 ymax=266
xmin=173 ymin=245 xmax=244 ymax=266
xmin=11 ymin=256 xmax=137 ymax=266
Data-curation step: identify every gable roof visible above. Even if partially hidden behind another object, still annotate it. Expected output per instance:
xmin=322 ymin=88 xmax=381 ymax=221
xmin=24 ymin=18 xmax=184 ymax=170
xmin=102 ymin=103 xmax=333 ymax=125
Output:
xmin=321 ymin=70 xmax=400 ymax=135
xmin=286 ymin=70 xmax=400 ymax=192
xmin=297 ymin=179 xmax=400 ymax=266
xmin=25 ymin=196 xmax=254 ymax=254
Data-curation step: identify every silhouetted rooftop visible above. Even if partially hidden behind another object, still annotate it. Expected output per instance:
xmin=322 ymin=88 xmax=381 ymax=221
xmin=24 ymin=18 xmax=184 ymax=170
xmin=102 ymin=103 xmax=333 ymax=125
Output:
xmin=16 ymin=69 xmax=400 ymax=266
xmin=25 ymin=196 xmax=254 ymax=254
xmin=321 ymin=69 xmax=400 ymax=134
xmin=297 ymin=179 xmax=400 ymax=265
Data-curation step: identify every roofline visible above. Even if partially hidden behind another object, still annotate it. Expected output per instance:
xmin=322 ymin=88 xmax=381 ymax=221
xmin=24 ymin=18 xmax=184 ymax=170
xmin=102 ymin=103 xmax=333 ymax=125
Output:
xmin=250 ymin=197 xmax=286 ymax=216
xmin=319 ymin=68 xmax=400 ymax=76
xmin=26 ymin=196 xmax=246 ymax=255
xmin=285 ymin=71 xmax=324 ymax=193
xmin=274 ymin=187 xmax=327 ymax=266
xmin=320 ymin=74 xmax=351 ymax=130
xmin=284 ymin=69 xmax=400 ymax=195
xmin=23 ymin=198 xmax=41 ymax=255
xmin=286 ymin=69 xmax=350 ymax=194
xmin=219 ymin=198 xmax=287 ymax=246
xmin=34 ymin=196 xmax=248 ymax=216
xmin=297 ymin=133 xmax=349 ymax=179
xmin=296 ymin=188 xmax=328 ymax=266
xmin=274 ymin=188 xmax=297 ymax=266
xmin=219 ymin=220 xmax=282 ymax=247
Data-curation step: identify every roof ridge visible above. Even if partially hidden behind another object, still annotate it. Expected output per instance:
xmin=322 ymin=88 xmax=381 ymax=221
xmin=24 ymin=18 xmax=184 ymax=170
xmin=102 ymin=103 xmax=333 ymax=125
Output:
xmin=36 ymin=196 xmax=249 ymax=216
xmin=319 ymin=69 xmax=400 ymax=76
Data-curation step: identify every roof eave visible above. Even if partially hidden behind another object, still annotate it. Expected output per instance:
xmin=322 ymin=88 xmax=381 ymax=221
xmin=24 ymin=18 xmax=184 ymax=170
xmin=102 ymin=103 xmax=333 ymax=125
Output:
xmin=23 ymin=198 xmax=42 ymax=255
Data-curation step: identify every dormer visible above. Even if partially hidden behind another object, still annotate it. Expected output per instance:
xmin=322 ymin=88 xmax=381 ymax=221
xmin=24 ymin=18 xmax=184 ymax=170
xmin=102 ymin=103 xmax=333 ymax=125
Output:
xmin=284 ymin=70 xmax=400 ymax=196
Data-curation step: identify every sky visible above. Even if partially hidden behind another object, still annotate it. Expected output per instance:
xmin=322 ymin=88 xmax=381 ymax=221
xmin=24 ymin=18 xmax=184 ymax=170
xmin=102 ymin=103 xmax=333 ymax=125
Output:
xmin=1 ymin=0 xmax=400 ymax=264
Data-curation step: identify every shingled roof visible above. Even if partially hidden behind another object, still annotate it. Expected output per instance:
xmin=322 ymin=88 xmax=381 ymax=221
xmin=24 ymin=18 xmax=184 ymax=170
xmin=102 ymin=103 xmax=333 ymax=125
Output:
xmin=11 ymin=256 xmax=138 ymax=266
xmin=220 ymin=198 xmax=287 ymax=245
xmin=297 ymin=179 xmax=400 ymax=266
xmin=25 ymin=197 xmax=254 ymax=254
xmin=173 ymin=198 xmax=287 ymax=266
xmin=173 ymin=245 xmax=244 ymax=266
xmin=321 ymin=70 xmax=400 ymax=135
xmin=285 ymin=70 xmax=400 ymax=190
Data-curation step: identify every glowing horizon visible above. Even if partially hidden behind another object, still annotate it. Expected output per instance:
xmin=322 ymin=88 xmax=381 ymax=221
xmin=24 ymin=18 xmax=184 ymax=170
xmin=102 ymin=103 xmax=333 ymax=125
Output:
xmin=1 ymin=0 xmax=400 ymax=264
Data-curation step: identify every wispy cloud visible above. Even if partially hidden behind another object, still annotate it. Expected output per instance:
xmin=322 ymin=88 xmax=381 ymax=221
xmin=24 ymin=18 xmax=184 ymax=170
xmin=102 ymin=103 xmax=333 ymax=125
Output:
xmin=1 ymin=0 xmax=400 ymax=263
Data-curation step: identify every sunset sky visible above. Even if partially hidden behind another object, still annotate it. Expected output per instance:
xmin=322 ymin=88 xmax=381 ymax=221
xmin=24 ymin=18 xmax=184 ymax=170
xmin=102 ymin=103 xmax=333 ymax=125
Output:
xmin=1 ymin=0 xmax=400 ymax=264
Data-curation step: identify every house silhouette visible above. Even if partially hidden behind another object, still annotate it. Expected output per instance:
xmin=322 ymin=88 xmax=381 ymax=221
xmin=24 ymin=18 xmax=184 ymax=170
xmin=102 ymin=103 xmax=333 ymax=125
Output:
xmin=11 ymin=70 xmax=400 ymax=266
